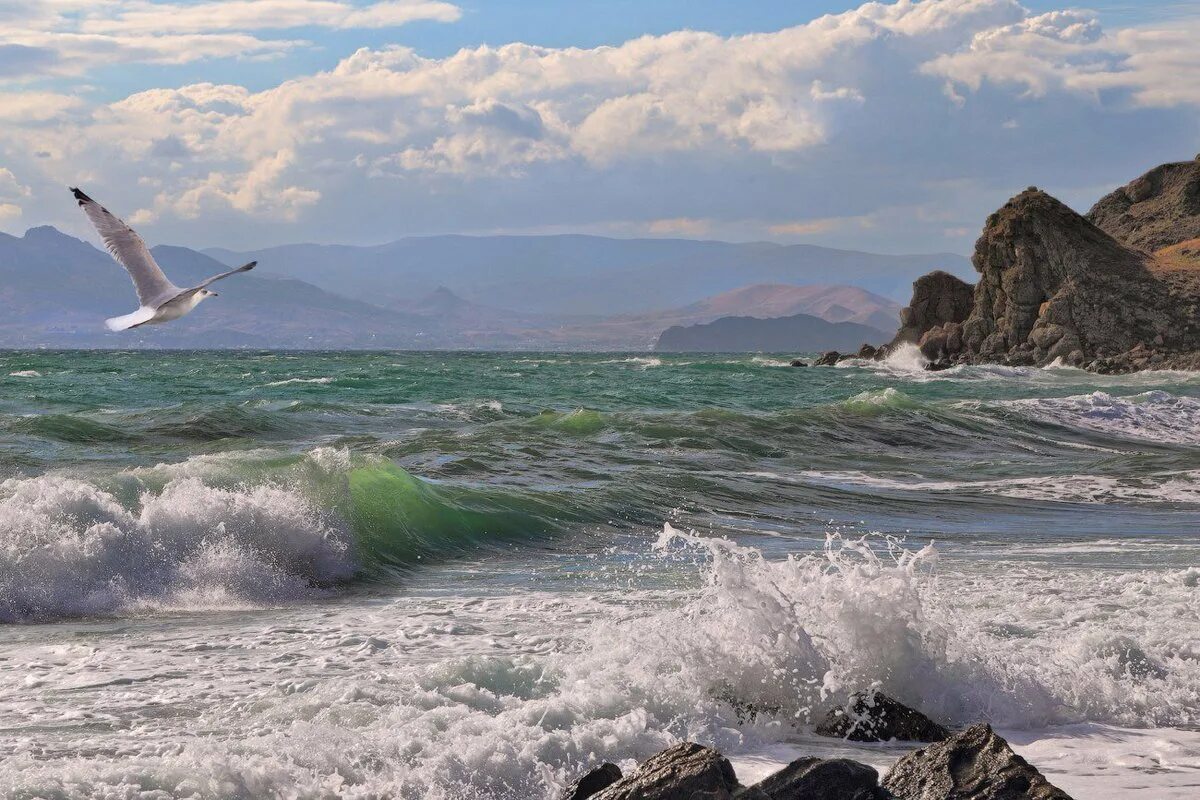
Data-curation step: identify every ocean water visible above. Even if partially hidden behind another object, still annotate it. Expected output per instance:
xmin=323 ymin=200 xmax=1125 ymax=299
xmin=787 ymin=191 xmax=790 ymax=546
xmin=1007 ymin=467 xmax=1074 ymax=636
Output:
xmin=0 ymin=347 xmax=1198 ymax=799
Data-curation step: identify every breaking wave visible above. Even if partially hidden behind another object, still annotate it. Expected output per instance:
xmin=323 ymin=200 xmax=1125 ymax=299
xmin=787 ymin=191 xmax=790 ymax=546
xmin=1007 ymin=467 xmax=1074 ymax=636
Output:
xmin=0 ymin=449 xmax=579 ymax=622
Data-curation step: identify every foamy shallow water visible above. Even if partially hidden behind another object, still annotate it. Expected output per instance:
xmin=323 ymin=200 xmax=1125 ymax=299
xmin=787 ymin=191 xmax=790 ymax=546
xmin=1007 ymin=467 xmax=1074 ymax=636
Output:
xmin=1 ymin=350 xmax=1199 ymax=798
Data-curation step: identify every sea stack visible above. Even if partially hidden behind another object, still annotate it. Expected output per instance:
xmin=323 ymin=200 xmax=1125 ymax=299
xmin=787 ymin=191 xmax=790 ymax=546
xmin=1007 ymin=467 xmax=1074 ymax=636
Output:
xmin=889 ymin=157 xmax=1200 ymax=372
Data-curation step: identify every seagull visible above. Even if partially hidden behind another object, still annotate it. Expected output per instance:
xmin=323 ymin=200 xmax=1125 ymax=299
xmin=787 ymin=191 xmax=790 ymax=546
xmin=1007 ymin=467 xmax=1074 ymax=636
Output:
xmin=70 ymin=187 xmax=256 ymax=331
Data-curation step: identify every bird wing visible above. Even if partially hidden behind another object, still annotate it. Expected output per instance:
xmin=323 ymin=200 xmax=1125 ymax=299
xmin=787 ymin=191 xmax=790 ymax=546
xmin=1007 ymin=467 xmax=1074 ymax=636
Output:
xmin=194 ymin=261 xmax=257 ymax=290
xmin=71 ymin=188 xmax=180 ymax=307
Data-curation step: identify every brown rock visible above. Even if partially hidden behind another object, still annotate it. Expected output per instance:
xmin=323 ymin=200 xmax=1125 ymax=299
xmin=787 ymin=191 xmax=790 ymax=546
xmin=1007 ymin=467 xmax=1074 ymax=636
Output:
xmin=815 ymin=351 xmax=841 ymax=366
xmin=751 ymin=757 xmax=884 ymax=800
xmin=882 ymin=724 xmax=1073 ymax=800
xmin=591 ymin=742 xmax=739 ymax=800
xmin=1087 ymin=158 xmax=1200 ymax=252
xmin=892 ymin=271 xmax=975 ymax=346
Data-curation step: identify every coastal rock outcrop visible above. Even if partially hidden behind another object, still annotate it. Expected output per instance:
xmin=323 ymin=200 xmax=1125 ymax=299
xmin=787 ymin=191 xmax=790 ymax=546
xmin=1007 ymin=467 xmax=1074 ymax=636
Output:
xmin=590 ymin=742 xmax=739 ymax=800
xmin=892 ymin=177 xmax=1200 ymax=372
xmin=882 ymin=724 xmax=1074 ymax=800
xmin=1086 ymin=155 xmax=1200 ymax=252
xmin=750 ymin=756 xmax=885 ymax=800
xmin=815 ymin=691 xmax=950 ymax=743
xmin=891 ymin=270 xmax=974 ymax=347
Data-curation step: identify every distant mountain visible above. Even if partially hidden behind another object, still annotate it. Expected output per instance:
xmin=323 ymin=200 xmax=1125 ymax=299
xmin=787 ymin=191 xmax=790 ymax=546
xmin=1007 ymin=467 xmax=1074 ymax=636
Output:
xmin=669 ymin=283 xmax=900 ymax=330
xmin=654 ymin=313 xmax=885 ymax=353
xmin=0 ymin=227 xmax=952 ymax=350
xmin=206 ymin=235 xmax=970 ymax=314
xmin=532 ymin=282 xmax=900 ymax=349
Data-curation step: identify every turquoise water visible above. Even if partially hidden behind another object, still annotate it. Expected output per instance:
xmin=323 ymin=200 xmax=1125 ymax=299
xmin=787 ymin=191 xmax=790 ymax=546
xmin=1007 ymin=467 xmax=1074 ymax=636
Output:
xmin=1 ymin=349 xmax=1198 ymax=797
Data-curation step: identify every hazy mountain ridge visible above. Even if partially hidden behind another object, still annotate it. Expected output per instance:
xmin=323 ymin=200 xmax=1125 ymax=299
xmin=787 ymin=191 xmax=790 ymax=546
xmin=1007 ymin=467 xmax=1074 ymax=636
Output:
xmin=206 ymin=234 xmax=970 ymax=314
xmin=654 ymin=313 xmax=886 ymax=353
xmin=2 ymin=227 xmax=950 ymax=349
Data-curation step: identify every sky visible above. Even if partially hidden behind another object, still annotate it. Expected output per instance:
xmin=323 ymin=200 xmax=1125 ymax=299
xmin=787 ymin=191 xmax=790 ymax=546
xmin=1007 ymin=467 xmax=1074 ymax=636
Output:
xmin=0 ymin=0 xmax=1198 ymax=254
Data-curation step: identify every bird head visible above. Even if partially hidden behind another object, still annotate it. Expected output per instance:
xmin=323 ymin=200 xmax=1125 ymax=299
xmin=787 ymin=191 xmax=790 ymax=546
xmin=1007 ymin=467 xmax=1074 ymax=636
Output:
xmin=201 ymin=289 xmax=218 ymax=298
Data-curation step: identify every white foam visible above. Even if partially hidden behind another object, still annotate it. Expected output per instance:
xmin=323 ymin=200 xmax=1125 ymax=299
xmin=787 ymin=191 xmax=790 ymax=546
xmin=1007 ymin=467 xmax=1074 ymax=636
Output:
xmin=2 ymin=526 xmax=1198 ymax=798
xmin=7 ymin=370 xmax=41 ymax=377
xmin=262 ymin=376 xmax=334 ymax=386
xmin=791 ymin=468 xmax=1200 ymax=505
xmin=995 ymin=390 xmax=1200 ymax=445
xmin=0 ymin=474 xmax=354 ymax=621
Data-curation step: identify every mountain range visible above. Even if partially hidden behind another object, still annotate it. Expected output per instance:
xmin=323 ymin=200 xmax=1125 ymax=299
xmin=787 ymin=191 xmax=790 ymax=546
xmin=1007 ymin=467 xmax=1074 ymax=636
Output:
xmin=205 ymin=235 xmax=969 ymax=315
xmin=0 ymin=226 xmax=963 ymax=349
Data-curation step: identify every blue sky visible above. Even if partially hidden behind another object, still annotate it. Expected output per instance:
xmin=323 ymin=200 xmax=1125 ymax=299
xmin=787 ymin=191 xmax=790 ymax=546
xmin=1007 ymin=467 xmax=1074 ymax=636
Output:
xmin=1 ymin=0 xmax=1198 ymax=254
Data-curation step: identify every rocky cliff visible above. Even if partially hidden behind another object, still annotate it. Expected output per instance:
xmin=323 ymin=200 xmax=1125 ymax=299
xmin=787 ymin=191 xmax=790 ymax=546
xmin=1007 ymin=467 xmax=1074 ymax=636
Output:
xmin=889 ymin=161 xmax=1200 ymax=373
xmin=1087 ymin=155 xmax=1200 ymax=252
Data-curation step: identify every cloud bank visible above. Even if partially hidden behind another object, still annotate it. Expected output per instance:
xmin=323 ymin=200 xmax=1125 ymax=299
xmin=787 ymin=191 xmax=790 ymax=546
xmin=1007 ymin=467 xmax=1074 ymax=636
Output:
xmin=1 ymin=0 xmax=1198 ymax=251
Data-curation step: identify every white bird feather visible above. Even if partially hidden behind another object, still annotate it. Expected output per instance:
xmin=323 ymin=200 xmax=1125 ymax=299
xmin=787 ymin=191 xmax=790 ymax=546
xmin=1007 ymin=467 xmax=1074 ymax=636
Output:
xmin=70 ymin=188 xmax=256 ymax=331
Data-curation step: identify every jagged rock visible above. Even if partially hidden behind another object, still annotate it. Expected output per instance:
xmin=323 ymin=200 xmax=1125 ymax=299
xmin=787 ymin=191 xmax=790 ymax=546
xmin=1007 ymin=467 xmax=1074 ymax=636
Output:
xmin=892 ymin=271 xmax=974 ymax=346
xmin=961 ymin=188 xmax=1190 ymax=365
xmin=815 ymin=691 xmax=949 ymax=743
xmin=882 ymin=724 xmax=1074 ymax=800
xmin=1087 ymin=156 xmax=1200 ymax=252
xmin=789 ymin=359 xmax=809 ymax=367
xmin=591 ymin=742 xmax=740 ymax=800
xmin=856 ymin=343 xmax=878 ymax=359
xmin=815 ymin=351 xmax=841 ymax=366
xmin=562 ymin=763 xmax=623 ymax=800
xmin=751 ymin=757 xmax=885 ymax=800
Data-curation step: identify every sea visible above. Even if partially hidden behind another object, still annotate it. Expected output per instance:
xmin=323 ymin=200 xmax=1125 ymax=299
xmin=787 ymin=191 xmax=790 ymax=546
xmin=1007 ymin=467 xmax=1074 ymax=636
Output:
xmin=0 ymin=347 xmax=1197 ymax=799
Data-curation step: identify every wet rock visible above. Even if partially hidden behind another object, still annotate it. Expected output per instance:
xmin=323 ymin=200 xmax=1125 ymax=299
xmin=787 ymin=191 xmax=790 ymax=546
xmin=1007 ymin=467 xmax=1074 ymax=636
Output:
xmin=882 ymin=723 xmax=1074 ymax=800
xmin=562 ymin=763 xmax=623 ymax=800
xmin=789 ymin=359 xmax=809 ymax=367
xmin=815 ymin=691 xmax=949 ymax=743
xmin=815 ymin=351 xmax=841 ymax=366
xmin=856 ymin=343 xmax=878 ymax=359
xmin=751 ymin=756 xmax=885 ymax=800
xmin=591 ymin=742 xmax=739 ymax=800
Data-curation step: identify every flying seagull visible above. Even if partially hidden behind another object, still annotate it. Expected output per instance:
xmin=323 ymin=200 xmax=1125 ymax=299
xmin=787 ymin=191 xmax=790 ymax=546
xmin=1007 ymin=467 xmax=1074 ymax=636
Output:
xmin=70 ymin=187 xmax=256 ymax=331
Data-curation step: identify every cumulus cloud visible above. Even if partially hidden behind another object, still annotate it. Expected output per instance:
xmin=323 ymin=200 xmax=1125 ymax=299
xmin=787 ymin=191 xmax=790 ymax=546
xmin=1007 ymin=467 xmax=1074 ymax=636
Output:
xmin=2 ymin=0 xmax=1198 ymax=250
xmin=0 ymin=167 xmax=30 ymax=225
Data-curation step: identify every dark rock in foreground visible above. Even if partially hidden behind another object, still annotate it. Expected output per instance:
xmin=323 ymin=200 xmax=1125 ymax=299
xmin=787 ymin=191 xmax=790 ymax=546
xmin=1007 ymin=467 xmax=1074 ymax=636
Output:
xmin=882 ymin=724 xmax=1074 ymax=800
xmin=789 ymin=358 xmax=809 ymax=367
xmin=751 ymin=756 xmax=885 ymax=800
xmin=561 ymin=763 xmax=622 ymax=800
xmin=590 ymin=742 xmax=739 ymax=800
xmin=816 ymin=691 xmax=949 ymax=743
xmin=815 ymin=350 xmax=841 ymax=366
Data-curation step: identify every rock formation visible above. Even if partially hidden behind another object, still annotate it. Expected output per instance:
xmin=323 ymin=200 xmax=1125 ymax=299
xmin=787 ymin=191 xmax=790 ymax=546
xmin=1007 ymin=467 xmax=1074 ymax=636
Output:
xmin=563 ymin=723 xmax=1076 ymax=800
xmin=1087 ymin=155 xmax=1200 ymax=252
xmin=891 ymin=270 xmax=974 ymax=347
xmin=890 ymin=163 xmax=1200 ymax=372
xmin=882 ymin=724 xmax=1073 ymax=800
xmin=589 ymin=742 xmax=740 ymax=800
xmin=815 ymin=691 xmax=950 ymax=743
xmin=750 ymin=757 xmax=885 ymax=800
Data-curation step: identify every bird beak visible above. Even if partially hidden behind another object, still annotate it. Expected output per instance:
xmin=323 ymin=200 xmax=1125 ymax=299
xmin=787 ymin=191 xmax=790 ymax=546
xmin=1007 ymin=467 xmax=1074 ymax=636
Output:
xmin=209 ymin=291 xmax=218 ymax=297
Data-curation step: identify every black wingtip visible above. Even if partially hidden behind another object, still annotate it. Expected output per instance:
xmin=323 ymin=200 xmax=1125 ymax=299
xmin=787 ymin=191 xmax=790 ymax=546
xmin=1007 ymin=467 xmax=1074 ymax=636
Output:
xmin=244 ymin=261 xmax=257 ymax=270
xmin=70 ymin=187 xmax=92 ymax=205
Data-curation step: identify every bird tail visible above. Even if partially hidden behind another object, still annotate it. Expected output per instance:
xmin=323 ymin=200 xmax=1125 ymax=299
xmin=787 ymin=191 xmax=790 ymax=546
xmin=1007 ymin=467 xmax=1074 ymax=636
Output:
xmin=105 ymin=307 xmax=156 ymax=331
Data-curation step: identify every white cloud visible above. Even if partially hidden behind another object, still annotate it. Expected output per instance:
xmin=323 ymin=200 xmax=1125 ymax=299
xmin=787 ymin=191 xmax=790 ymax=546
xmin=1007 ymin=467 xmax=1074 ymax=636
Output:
xmin=78 ymin=0 xmax=462 ymax=35
xmin=0 ymin=91 xmax=81 ymax=121
xmin=0 ymin=0 xmax=461 ymax=77
xmin=1 ymin=0 xmax=1198 ymax=249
